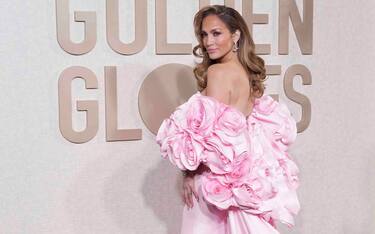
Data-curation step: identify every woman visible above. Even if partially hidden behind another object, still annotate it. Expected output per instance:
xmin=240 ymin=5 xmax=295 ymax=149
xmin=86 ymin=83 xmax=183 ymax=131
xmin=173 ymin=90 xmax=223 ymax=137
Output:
xmin=156 ymin=5 xmax=300 ymax=234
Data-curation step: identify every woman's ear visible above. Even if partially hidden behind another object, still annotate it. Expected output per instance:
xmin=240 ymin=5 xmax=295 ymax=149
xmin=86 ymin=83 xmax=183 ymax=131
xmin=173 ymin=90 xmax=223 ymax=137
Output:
xmin=233 ymin=30 xmax=241 ymax=44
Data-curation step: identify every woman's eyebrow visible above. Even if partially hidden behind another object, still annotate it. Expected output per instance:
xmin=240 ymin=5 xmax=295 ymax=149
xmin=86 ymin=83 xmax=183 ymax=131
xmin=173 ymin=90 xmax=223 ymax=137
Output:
xmin=201 ymin=27 xmax=222 ymax=33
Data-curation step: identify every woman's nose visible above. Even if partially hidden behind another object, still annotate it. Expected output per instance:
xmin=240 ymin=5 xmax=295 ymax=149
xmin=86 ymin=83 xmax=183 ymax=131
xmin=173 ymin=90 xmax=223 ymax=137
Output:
xmin=206 ymin=35 xmax=214 ymax=46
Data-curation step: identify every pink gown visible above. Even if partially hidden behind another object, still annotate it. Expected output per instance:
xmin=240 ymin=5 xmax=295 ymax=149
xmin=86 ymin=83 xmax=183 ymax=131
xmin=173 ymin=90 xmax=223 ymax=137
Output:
xmin=156 ymin=91 xmax=300 ymax=234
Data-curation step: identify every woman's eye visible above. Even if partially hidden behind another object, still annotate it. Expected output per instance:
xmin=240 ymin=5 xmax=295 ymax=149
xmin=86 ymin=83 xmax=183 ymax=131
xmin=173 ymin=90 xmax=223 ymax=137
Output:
xmin=213 ymin=32 xmax=221 ymax=36
xmin=200 ymin=33 xmax=207 ymax=38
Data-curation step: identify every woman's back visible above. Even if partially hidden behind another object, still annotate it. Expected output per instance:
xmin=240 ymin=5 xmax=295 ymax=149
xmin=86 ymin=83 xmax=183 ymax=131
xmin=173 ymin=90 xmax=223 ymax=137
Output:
xmin=201 ymin=62 xmax=255 ymax=118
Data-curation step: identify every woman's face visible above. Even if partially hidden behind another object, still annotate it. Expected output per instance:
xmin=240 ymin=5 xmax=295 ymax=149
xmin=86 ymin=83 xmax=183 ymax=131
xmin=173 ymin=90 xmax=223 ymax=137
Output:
xmin=201 ymin=14 xmax=235 ymax=62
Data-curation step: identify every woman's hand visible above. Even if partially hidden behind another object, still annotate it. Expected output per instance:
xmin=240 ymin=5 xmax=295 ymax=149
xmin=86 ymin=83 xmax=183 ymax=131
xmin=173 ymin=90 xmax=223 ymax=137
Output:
xmin=182 ymin=173 xmax=199 ymax=209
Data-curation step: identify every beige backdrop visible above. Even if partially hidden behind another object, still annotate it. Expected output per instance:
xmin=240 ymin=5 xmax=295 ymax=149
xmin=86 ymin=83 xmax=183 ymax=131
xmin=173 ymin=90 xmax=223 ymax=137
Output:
xmin=0 ymin=0 xmax=374 ymax=233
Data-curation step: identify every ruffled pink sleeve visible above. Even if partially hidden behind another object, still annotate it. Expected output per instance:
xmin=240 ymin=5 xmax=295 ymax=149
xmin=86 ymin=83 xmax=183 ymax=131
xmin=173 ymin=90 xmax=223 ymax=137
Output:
xmin=155 ymin=92 xmax=249 ymax=172
xmin=250 ymin=95 xmax=297 ymax=151
xmin=247 ymin=95 xmax=300 ymax=227
xmin=155 ymin=95 xmax=209 ymax=171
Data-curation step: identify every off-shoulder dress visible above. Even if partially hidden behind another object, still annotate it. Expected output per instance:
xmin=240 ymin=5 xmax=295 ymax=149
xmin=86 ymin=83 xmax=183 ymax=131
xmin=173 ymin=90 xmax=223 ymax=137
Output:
xmin=156 ymin=91 xmax=300 ymax=234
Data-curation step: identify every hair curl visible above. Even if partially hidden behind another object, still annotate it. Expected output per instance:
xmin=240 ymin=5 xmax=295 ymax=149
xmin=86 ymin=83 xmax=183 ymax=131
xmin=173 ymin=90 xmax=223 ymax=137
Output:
xmin=193 ymin=5 xmax=267 ymax=98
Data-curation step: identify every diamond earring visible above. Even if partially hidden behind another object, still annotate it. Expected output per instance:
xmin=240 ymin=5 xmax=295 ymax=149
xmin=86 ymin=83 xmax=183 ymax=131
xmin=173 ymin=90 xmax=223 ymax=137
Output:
xmin=232 ymin=41 xmax=238 ymax=52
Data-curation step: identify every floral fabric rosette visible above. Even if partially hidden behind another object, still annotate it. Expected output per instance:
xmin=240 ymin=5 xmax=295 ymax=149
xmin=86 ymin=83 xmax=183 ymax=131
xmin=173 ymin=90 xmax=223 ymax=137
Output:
xmin=156 ymin=92 xmax=249 ymax=172
xmin=156 ymin=92 xmax=300 ymax=228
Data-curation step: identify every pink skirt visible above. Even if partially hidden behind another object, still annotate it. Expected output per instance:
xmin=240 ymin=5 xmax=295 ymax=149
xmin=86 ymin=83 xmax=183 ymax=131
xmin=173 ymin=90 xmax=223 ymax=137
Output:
xmin=180 ymin=174 xmax=280 ymax=234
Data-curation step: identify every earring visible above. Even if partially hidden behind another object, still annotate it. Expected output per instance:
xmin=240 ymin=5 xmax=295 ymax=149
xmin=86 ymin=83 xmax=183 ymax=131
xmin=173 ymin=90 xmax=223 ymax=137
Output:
xmin=232 ymin=41 xmax=238 ymax=52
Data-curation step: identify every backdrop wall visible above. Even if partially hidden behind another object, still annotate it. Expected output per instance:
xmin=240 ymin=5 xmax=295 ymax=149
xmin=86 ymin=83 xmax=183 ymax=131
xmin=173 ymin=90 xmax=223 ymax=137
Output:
xmin=1 ymin=0 xmax=374 ymax=233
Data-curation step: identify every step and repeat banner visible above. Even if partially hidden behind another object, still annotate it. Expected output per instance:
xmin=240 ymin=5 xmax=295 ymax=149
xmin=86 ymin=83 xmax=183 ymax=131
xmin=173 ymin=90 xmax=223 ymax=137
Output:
xmin=1 ymin=0 xmax=374 ymax=233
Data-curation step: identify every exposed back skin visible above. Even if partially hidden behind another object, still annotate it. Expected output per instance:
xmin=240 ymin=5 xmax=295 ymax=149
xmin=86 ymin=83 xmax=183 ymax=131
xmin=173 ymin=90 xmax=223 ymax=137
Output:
xmin=202 ymin=62 xmax=255 ymax=118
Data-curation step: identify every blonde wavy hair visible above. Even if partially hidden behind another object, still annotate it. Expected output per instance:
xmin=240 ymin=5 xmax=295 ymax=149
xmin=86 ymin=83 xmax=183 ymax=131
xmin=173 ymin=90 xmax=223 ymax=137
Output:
xmin=193 ymin=5 xmax=267 ymax=98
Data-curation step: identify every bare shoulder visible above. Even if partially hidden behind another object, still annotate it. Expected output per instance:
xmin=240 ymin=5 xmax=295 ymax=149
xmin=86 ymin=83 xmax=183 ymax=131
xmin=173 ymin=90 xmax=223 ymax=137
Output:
xmin=206 ymin=64 xmax=236 ymax=105
xmin=207 ymin=63 xmax=236 ymax=79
